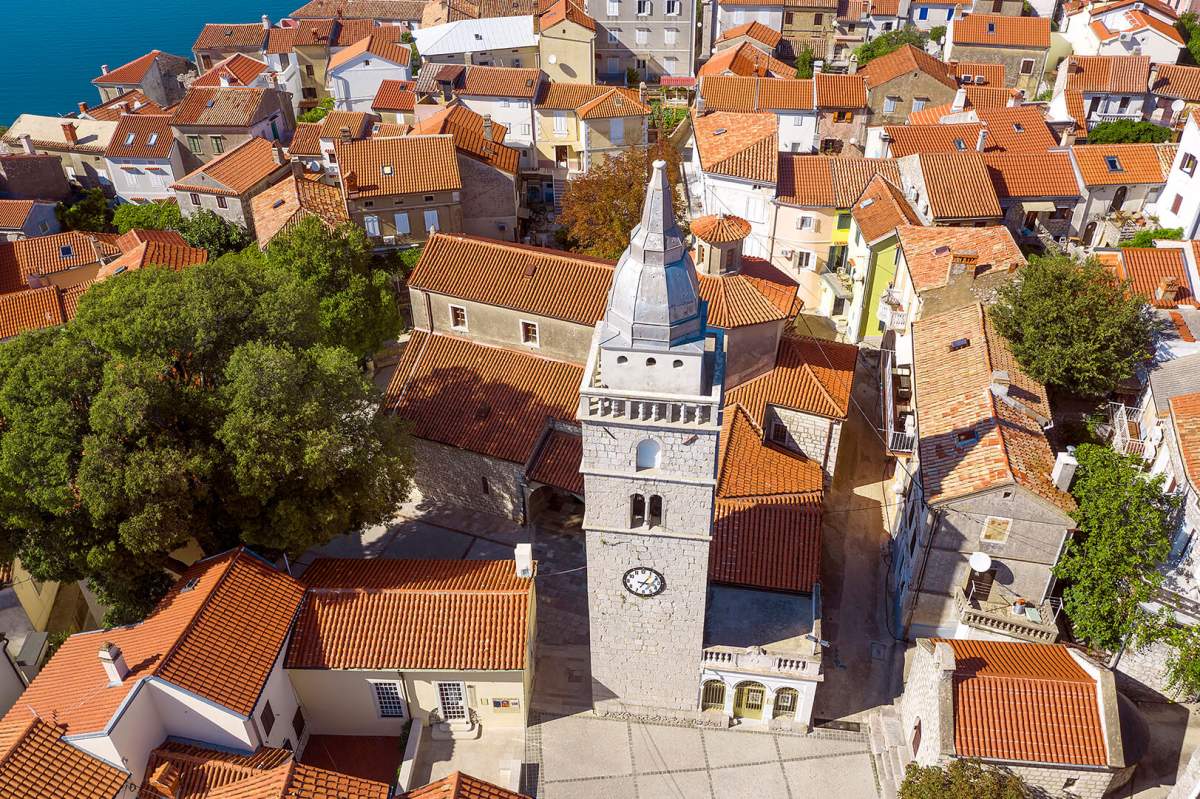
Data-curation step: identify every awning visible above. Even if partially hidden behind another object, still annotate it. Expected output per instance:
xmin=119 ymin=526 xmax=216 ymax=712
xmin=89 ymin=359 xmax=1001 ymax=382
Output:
xmin=1021 ymin=200 xmax=1056 ymax=212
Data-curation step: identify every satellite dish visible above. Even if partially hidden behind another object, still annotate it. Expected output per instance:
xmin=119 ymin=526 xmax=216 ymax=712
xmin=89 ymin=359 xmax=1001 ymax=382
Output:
xmin=969 ymin=552 xmax=993 ymax=573
xmin=547 ymin=54 xmax=558 ymax=64
xmin=1173 ymin=99 xmax=1187 ymax=113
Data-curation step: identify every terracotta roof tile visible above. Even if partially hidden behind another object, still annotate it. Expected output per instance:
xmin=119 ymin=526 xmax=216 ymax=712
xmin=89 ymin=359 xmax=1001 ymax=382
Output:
xmin=1151 ymin=63 xmax=1200 ymax=101
xmin=385 ymin=331 xmax=582 ymax=463
xmin=94 ymin=50 xmax=167 ymax=85
xmin=576 ymin=88 xmax=651 ymax=119
xmin=409 ymin=233 xmax=613 ymax=324
xmin=1115 ymin=247 xmax=1195 ymax=308
xmin=287 ymin=559 xmax=532 ymax=670
xmin=105 ymin=114 xmax=175 ymax=159
xmin=859 ymin=45 xmax=957 ymax=91
xmin=888 ymin=108 xmax=1055 ymax=157
xmin=951 ymin=13 xmax=1051 ymax=48
xmin=411 ymin=103 xmax=520 ymax=165
xmin=897 ymin=225 xmax=1024 ymax=291
xmin=1171 ymin=392 xmax=1200 ymax=489
xmin=290 ymin=0 xmax=427 ymax=18
xmin=96 ymin=230 xmax=208 ymax=279
xmin=373 ymin=78 xmax=418 ymax=111
xmin=820 ymin=157 xmax=902 ymax=207
xmin=172 ymin=136 xmax=288 ymax=196
xmin=318 ymin=110 xmax=379 ymax=140
xmin=1071 ymin=143 xmax=1167 ymax=186
xmin=815 ymin=73 xmax=868 ymax=108
xmin=692 ymin=213 xmax=751 ymax=243
xmin=852 ymin=173 xmax=920 ymax=243
xmin=336 ymin=134 xmax=461 ymax=197
xmin=0 ymin=231 xmax=120 ymax=292
xmin=716 ymin=20 xmax=784 ymax=48
xmin=698 ymin=76 xmax=814 ymax=112
xmin=698 ymin=268 xmax=797 ymax=328
xmin=192 ymin=23 xmax=268 ymax=51
xmin=288 ymin=122 xmax=324 ymax=156
xmin=1127 ymin=9 xmax=1186 ymax=43
xmin=938 ymin=639 xmax=1108 ymax=766
xmin=82 ymin=90 xmax=168 ymax=121
xmin=59 ymin=280 xmax=93 ymax=320
xmin=885 ymin=123 xmax=986 ymax=157
xmin=540 ymin=0 xmax=596 ymax=31
xmin=725 ymin=334 xmax=857 ymax=420
xmin=692 ymin=111 xmax=778 ymax=183
xmin=251 ymin=173 xmax=350 ymax=246
xmin=1064 ymin=54 xmax=1151 ymax=94
xmin=698 ymin=42 xmax=794 ymax=78
xmin=458 ymin=65 xmax=541 ymax=98
xmin=913 ymin=304 xmax=1074 ymax=512
xmin=2 ymin=549 xmax=304 ymax=736
xmin=950 ymin=61 xmax=1005 ymax=85
xmin=172 ymin=86 xmax=270 ymax=127
xmin=537 ymin=83 xmax=639 ymax=111
xmin=329 ymin=33 xmax=413 ymax=71
xmin=0 ymin=200 xmax=35 ymax=229
xmin=0 ymin=285 xmax=64 ymax=339
xmin=711 ymin=496 xmax=822 ymax=592
xmin=717 ymin=404 xmax=823 ymax=499
xmin=914 ymin=152 xmax=1003 ymax=219
xmin=403 ymin=771 xmax=532 ymax=799
xmin=527 ymin=428 xmax=583 ymax=494
xmin=974 ymin=106 xmax=1058 ymax=152
xmin=0 ymin=716 xmax=129 ymax=798
xmin=192 ymin=53 xmax=269 ymax=87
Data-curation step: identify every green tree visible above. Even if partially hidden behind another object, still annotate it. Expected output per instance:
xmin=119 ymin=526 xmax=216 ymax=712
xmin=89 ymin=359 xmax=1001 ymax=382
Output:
xmin=853 ymin=27 xmax=927 ymax=65
xmin=795 ymin=46 xmax=815 ymax=78
xmin=1087 ymin=119 xmax=1174 ymax=143
xmin=1178 ymin=12 xmax=1200 ymax=64
xmin=1159 ymin=625 xmax=1200 ymax=699
xmin=113 ymin=201 xmax=183 ymax=234
xmin=298 ymin=96 xmax=334 ymax=123
xmin=625 ymin=66 xmax=641 ymax=87
xmin=927 ymin=25 xmax=946 ymax=42
xmin=263 ymin=218 xmax=402 ymax=358
xmin=0 ymin=258 xmax=412 ymax=624
xmin=177 ymin=209 xmax=251 ymax=256
xmin=56 ymin=189 xmax=113 ymax=232
xmin=1054 ymin=444 xmax=1180 ymax=651
xmin=1122 ymin=227 xmax=1184 ymax=248
xmin=899 ymin=760 xmax=1028 ymax=799
xmin=989 ymin=253 xmax=1159 ymax=397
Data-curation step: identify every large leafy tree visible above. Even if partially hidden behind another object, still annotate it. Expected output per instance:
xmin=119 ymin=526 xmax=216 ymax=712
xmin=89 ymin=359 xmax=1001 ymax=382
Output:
xmin=1087 ymin=119 xmax=1174 ymax=144
xmin=56 ymin=189 xmax=114 ymax=232
xmin=558 ymin=138 xmax=684 ymax=260
xmin=900 ymin=760 xmax=1028 ymax=799
xmin=178 ymin=209 xmax=252 ymax=256
xmin=113 ymin=200 xmax=183 ymax=233
xmin=0 ymin=254 xmax=412 ymax=625
xmin=989 ymin=253 xmax=1159 ymax=398
xmin=262 ymin=218 xmax=402 ymax=358
xmin=852 ymin=27 xmax=928 ymax=65
xmin=1054 ymin=444 xmax=1179 ymax=651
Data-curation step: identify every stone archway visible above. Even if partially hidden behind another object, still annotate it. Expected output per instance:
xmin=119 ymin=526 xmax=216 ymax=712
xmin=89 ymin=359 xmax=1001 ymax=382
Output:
xmin=526 ymin=483 xmax=584 ymax=532
xmin=700 ymin=679 xmax=726 ymax=712
xmin=733 ymin=681 xmax=767 ymax=721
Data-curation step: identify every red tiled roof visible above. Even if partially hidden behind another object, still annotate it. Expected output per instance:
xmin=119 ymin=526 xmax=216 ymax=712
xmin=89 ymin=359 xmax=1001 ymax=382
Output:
xmin=82 ymin=89 xmax=168 ymax=121
xmin=105 ymin=114 xmax=175 ymax=159
xmin=692 ymin=213 xmax=751 ymax=243
xmin=289 ymin=0 xmax=428 ymax=17
xmin=329 ymin=33 xmax=413 ymax=71
xmin=717 ymin=20 xmax=784 ymax=48
xmin=1064 ymin=54 xmax=1151 ymax=94
xmin=698 ymin=268 xmax=797 ymax=328
xmin=711 ymin=496 xmax=822 ymax=593
xmin=96 ymin=229 xmax=208 ymax=279
xmin=537 ymin=83 xmax=642 ymax=112
xmin=192 ymin=53 xmax=269 ymax=87
xmin=172 ymin=136 xmax=288 ymax=196
xmin=897 ymin=225 xmax=1024 ymax=291
xmin=851 ymin=173 xmax=920 ymax=243
xmin=385 ymin=331 xmax=582 ymax=463
xmin=692 ymin=110 xmax=778 ymax=183
xmin=983 ymin=151 xmax=1079 ymax=198
xmin=859 ymin=45 xmax=957 ymax=91
xmin=0 ymin=200 xmax=35 ymax=229
xmin=698 ymin=42 xmax=794 ymax=78
xmin=287 ymin=559 xmax=533 ymax=670
xmin=192 ymin=23 xmax=267 ymax=51
xmin=1171 ymin=391 xmax=1200 ymax=489
xmin=0 ymin=716 xmax=128 ymax=798
xmin=172 ymin=86 xmax=270 ymax=127
xmin=1151 ymin=63 xmax=1200 ymax=101
xmin=885 ymin=123 xmax=985 ymax=157
xmin=411 ymin=105 xmax=521 ymax=172
xmin=2 ymin=549 xmax=304 ymax=736
xmin=1071 ymin=143 xmax=1167 ymax=186
xmin=94 ymin=50 xmax=165 ymax=85
xmin=717 ymin=404 xmax=823 ymax=499
xmin=1115 ymin=247 xmax=1195 ymax=308
xmin=973 ymin=106 xmax=1058 ymax=152
xmin=951 ymin=13 xmax=1050 ymax=48
xmin=539 ymin=0 xmax=596 ymax=30
xmin=724 ymin=335 xmax=857 ymax=421
xmin=403 ymin=771 xmax=532 ymax=799
xmin=939 ymin=639 xmax=1108 ymax=767
xmin=527 ymin=428 xmax=583 ymax=494
xmin=251 ymin=173 xmax=350 ymax=246
xmin=914 ymin=152 xmax=1003 ymax=220
xmin=913 ymin=304 xmax=1074 ymax=512
xmin=0 ymin=231 xmax=120 ymax=293
xmin=373 ymin=79 xmax=417 ymax=112
xmin=458 ymin=65 xmax=542 ymax=98
xmin=410 ymin=233 xmax=613 ymax=324
xmin=950 ymin=61 xmax=1005 ymax=85
xmin=815 ymin=73 xmax=868 ymax=108
xmin=337 ymin=134 xmax=461 ymax=197
xmin=0 ymin=284 xmax=65 ymax=339
xmin=698 ymin=76 xmax=814 ymax=112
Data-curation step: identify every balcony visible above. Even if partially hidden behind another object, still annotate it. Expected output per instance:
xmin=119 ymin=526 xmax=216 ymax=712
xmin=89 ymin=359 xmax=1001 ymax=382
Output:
xmin=876 ymin=289 xmax=908 ymax=332
xmin=701 ymin=584 xmax=823 ymax=682
xmin=700 ymin=646 xmax=822 ymax=678
xmin=1087 ymin=111 xmax=1144 ymax=130
xmin=954 ymin=575 xmax=1062 ymax=644
xmin=1107 ymin=401 xmax=1155 ymax=460
xmin=881 ymin=346 xmax=915 ymax=454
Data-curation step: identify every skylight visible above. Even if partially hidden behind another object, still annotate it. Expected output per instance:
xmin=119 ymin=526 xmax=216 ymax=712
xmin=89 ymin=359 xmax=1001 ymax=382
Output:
xmin=1012 ymin=123 xmax=1024 ymax=133
xmin=954 ymin=139 xmax=966 ymax=151
xmin=986 ymin=22 xmax=996 ymax=32
xmin=1105 ymin=156 xmax=1123 ymax=172
xmin=147 ymin=133 xmax=158 ymax=145
xmin=382 ymin=164 xmax=394 ymax=175
xmin=949 ymin=337 xmax=971 ymax=351
xmin=59 ymin=245 xmax=74 ymax=259
xmin=124 ymin=132 xmax=136 ymax=145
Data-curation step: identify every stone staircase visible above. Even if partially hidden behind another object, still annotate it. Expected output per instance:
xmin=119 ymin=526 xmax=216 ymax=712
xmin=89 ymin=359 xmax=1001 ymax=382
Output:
xmin=867 ymin=704 xmax=909 ymax=799
xmin=552 ymin=175 xmax=567 ymax=216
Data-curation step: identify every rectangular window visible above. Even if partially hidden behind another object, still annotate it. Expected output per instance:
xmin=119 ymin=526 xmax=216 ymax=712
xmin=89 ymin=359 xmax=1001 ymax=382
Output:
xmin=554 ymin=111 xmax=568 ymax=134
xmin=1019 ymin=58 xmax=1035 ymax=75
xmin=664 ymin=26 xmax=678 ymax=44
xmin=260 ymin=702 xmax=275 ymax=736
xmin=210 ymin=135 xmax=224 ymax=154
xmin=436 ymin=682 xmax=468 ymax=721
xmin=883 ymin=96 xmax=898 ymax=113
xmin=519 ymin=123 xmax=531 ymax=136
xmin=187 ymin=135 xmax=202 ymax=154
xmin=292 ymin=706 xmax=306 ymax=738
xmin=797 ymin=251 xmax=812 ymax=269
xmin=798 ymin=215 xmax=814 ymax=230
xmin=666 ymin=0 xmax=680 ymax=12
xmin=836 ymin=212 xmax=851 ymax=230
xmin=364 ymin=214 xmax=380 ymax=236
xmin=636 ymin=27 xmax=649 ymax=44
xmin=1118 ymin=96 xmax=1130 ymax=113
xmin=911 ymin=97 xmax=927 ymax=112
xmin=216 ymin=196 xmax=228 ymax=209
xmin=521 ymin=320 xmax=539 ymax=345
xmin=1172 ymin=193 xmax=1184 ymax=214
xmin=305 ymin=64 xmax=315 ymax=77
xmin=813 ymin=12 xmax=823 ymax=23
xmin=834 ymin=110 xmax=853 ymax=122
xmin=917 ymin=6 xmax=928 ymax=18
xmin=189 ymin=192 xmax=201 ymax=206
xmin=481 ymin=476 xmax=490 ymax=495
xmin=1183 ymin=153 xmax=1197 ymax=176
xmin=371 ymin=681 xmax=406 ymax=718
xmin=302 ymin=87 xmax=318 ymax=99
xmin=771 ymin=421 xmax=788 ymax=443
xmin=610 ymin=117 xmax=625 ymax=144
xmin=450 ymin=304 xmax=468 ymax=329
xmin=423 ymin=208 xmax=439 ymax=232
xmin=394 ymin=212 xmax=411 ymax=235
xmin=665 ymin=57 xmax=678 ymax=75
xmin=637 ymin=0 xmax=650 ymax=14
xmin=608 ymin=28 xmax=619 ymax=42
xmin=607 ymin=0 xmax=619 ymax=14
xmin=981 ymin=516 xmax=1012 ymax=543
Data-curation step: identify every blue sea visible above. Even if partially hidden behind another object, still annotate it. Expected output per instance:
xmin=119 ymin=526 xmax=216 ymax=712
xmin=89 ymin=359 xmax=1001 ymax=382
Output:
xmin=2 ymin=0 xmax=295 ymax=123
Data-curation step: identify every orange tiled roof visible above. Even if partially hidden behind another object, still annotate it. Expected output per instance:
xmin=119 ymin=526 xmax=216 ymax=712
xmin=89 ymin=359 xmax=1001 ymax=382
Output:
xmin=692 ymin=213 xmax=751 ymax=243
xmin=403 ymin=771 xmax=533 ymax=799
xmin=527 ymin=428 xmax=583 ymax=494
xmin=59 ymin=279 xmax=93 ymax=320
xmin=888 ymin=107 xmax=1055 ymax=156
xmin=373 ymin=78 xmax=418 ymax=112
xmin=289 ymin=122 xmax=324 ymax=157
xmin=105 ymin=113 xmax=175 ymax=159
xmin=192 ymin=53 xmax=269 ymax=87
xmin=576 ymin=88 xmax=651 ymax=119
xmin=252 ymin=173 xmax=350 ymax=246
xmin=3 ymin=549 xmax=304 ymax=736
xmin=717 ymin=20 xmax=784 ymax=48
xmin=725 ymin=334 xmax=857 ymax=421
xmin=329 ymin=33 xmax=413 ymax=71
xmin=913 ymin=304 xmax=1074 ymax=512
xmin=885 ymin=123 xmax=986 ymax=157
xmin=698 ymin=76 xmax=814 ymax=112
xmin=411 ymin=105 xmax=521 ymax=172
xmin=974 ymin=106 xmax=1058 ymax=152
xmin=1071 ymin=143 xmax=1167 ymax=186
xmin=914 ymin=152 xmax=1003 ymax=220
xmin=939 ymin=639 xmax=1108 ymax=766
xmin=698 ymin=269 xmax=797 ymax=328
xmin=458 ymin=65 xmax=542 ymax=98
xmin=1151 ymin=63 xmax=1200 ymax=101
xmin=0 ymin=200 xmax=35 ymax=229
xmin=0 ymin=285 xmax=65 ymax=339
xmin=859 ymin=44 xmax=957 ymax=91
xmin=815 ymin=73 xmax=868 ymax=108
xmin=951 ymin=13 xmax=1050 ymax=48
xmin=0 ymin=716 xmax=129 ymax=798
xmin=699 ymin=42 xmax=794 ymax=78
xmin=1114 ymin=247 xmax=1195 ymax=308
xmin=385 ymin=331 xmax=582 ymax=463
xmin=94 ymin=50 xmax=166 ymax=85
xmin=337 ymin=134 xmax=461 ymax=197
xmin=852 ymin=173 xmax=920 ymax=243
xmin=138 ymin=741 xmax=391 ymax=799
xmin=692 ymin=110 xmax=778 ymax=183
xmin=172 ymin=136 xmax=288 ymax=196
xmin=908 ymin=85 xmax=1021 ymax=124
xmin=896 ymin=225 xmax=1024 ymax=291
xmin=540 ymin=0 xmax=596 ymax=31
xmin=409 ymin=233 xmax=613 ymax=324
xmin=711 ymin=495 xmax=822 ymax=593
xmin=172 ymin=86 xmax=270 ymax=127
xmin=287 ymin=558 xmax=533 ymax=670
xmin=950 ymin=61 xmax=1005 ymax=85
xmin=95 ymin=229 xmax=208 ymax=279
xmin=1170 ymin=392 xmax=1200 ymax=489
xmin=290 ymin=0 xmax=427 ymax=18
xmin=317 ymin=110 xmax=376 ymax=140
xmin=1064 ymin=54 xmax=1151 ymax=94
xmin=82 ymin=90 xmax=168 ymax=121
xmin=717 ymin=404 xmax=823 ymax=499
xmin=0 ymin=231 xmax=120 ymax=293
xmin=537 ymin=83 xmax=641 ymax=111
xmin=192 ymin=22 xmax=268 ymax=51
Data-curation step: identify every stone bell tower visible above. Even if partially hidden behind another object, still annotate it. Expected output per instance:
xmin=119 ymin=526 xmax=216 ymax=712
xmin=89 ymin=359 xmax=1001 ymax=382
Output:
xmin=577 ymin=160 xmax=725 ymax=717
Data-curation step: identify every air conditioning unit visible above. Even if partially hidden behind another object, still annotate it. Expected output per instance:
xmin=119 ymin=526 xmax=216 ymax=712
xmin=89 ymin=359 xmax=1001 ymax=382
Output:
xmin=781 ymin=248 xmax=795 ymax=258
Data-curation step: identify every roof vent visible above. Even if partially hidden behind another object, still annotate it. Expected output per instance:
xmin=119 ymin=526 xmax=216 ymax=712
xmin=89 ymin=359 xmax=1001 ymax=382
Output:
xmin=949 ymin=337 xmax=971 ymax=351
xmin=713 ymin=128 xmax=727 ymax=135
xmin=860 ymin=197 xmax=875 ymax=207
xmin=515 ymin=543 xmax=533 ymax=578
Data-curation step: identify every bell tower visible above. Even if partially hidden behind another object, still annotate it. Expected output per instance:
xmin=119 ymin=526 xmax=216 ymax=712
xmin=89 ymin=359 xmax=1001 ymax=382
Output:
xmin=578 ymin=160 xmax=724 ymax=717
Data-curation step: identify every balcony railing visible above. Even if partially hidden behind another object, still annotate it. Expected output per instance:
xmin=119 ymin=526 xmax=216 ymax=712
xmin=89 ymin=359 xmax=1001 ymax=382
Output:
xmin=1088 ymin=111 xmax=1144 ymax=130
xmin=954 ymin=580 xmax=1062 ymax=644
xmin=880 ymin=348 xmax=915 ymax=454
xmin=1107 ymin=401 xmax=1154 ymax=459
xmin=701 ymin=645 xmax=822 ymax=679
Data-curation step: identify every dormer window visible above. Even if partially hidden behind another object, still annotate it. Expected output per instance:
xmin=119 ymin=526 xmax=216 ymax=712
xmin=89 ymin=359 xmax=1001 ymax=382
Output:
xmin=1012 ymin=123 xmax=1024 ymax=133
xmin=59 ymin=245 xmax=74 ymax=259
xmin=1105 ymin=156 xmax=1123 ymax=172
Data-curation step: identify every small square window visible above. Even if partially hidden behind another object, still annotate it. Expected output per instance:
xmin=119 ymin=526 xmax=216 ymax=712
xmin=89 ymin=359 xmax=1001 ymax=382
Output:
xmin=424 ymin=195 xmax=435 ymax=202
xmin=190 ymin=193 xmax=201 ymax=206
xmin=216 ymin=196 xmax=228 ymax=209
xmin=450 ymin=305 xmax=468 ymax=329
xmin=834 ymin=110 xmax=853 ymax=122
xmin=382 ymin=164 xmax=393 ymax=175
xmin=981 ymin=516 xmax=1012 ymax=543
xmin=260 ymin=701 xmax=275 ymax=736
xmin=521 ymin=320 xmax=539 ymax=346
xmin=371 ymin=681 xmax=406 ymax=717
xmin=1019 ymin=58 xmax=1035 ymax=75
xmin=771 ymin=422 xmax=788 ymax=443
xmin=59 ymin=245 xmax=74 ymax=259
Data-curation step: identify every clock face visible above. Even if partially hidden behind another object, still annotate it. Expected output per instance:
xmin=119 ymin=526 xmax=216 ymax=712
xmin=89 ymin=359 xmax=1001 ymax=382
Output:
xmin=623 ymin=567 xmax=665 ymax=597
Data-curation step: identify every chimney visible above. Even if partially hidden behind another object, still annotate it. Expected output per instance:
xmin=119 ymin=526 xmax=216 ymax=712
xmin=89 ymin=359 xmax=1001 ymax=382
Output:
xmin=696 ymin=94 xmax=706 ymax=115
xmin=122 ymin=101 xmax=134 ymax=113
xmin=339 ymin=125 xmax=352 ymax=142
xmin=515 ymin=543 xmax=533 ymax=578
xmin=951 ymin=87 xmax=967 ymax=113
xmin=1051 ymin=450 xmax=1078 ymax=493
xmin=77 ymin=101 xmax=89 ymax=116
xmin=100 ymin=64 xmax=110 ymax=75
xmin=638 ymin=80 xmax=647 ymax=105
xmin=147 ymin=762 xmax=180 ymax=798
xmin=18 ymin=134 xmax=35 ymax=155
xmin=1008 ymin=89 xmax=1022 ymax=107
xmin=272 ymin=141 xmax=285 ymax=165
xmin=269 ymin=72 xmax=280 ymax=90
xmin=344 ymin=170 xmax=358 ymax=196
xmin=1156 ymin=275 xmax=1180 ymax=303
xmin=482 ymin=114 xmax=493 ymax=141
xmin=989 ymin=369 xmax=1010 ymax=396
xmin=847 ymin=54 xmax=858 ymax=74
xmin=290 ymin=160 xmax=305 ymax=179
xmin=98 ymin=642 xmax=129 ymax=686
xmin=975 ymin=127 xmax=988 ymax=152
xmin=61 ymin=122 xmax=78 ymax=146
xmin=262 ymin=13 xmax=272 ymax=28
xmin=219 ymin=72 xmax=232 ymax=87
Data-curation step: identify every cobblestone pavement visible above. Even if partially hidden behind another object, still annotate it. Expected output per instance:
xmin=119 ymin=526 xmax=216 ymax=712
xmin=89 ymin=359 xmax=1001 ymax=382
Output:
xmin=524 ymin=712 xmax=878 ymax=799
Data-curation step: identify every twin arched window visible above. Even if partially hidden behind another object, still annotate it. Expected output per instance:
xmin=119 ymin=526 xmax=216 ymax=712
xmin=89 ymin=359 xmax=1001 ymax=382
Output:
xmin=630 ymin=494 xmax=663 ymax=528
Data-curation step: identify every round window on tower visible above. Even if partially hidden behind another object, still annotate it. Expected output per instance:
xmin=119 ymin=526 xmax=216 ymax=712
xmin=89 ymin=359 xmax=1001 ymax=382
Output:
xmin=646 ymin=357 xmax=657 ymax=366
xmin=673 ymin=359 xmax=683 ymax=368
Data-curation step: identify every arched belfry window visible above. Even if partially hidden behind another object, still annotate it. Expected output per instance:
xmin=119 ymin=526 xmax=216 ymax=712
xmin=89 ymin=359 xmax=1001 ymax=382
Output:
xmin=630 ymin=494 xmax=646 ymax=527
xmin=636 ymin=439 xmax=661 ymax=471
xmin=648 ymin=495 xmax=663 ymax=527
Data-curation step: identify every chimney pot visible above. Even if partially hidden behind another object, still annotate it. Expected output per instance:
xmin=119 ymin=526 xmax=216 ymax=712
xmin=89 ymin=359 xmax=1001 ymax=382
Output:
xmin=101 ymin=64 xmax=110 ymax=75
xmin=482 ymin=114 xmax=493 ymax=141
xmin=989 ymin=369 xmax=1010 ymax=395
xmin=98 ymin=642 xmax=129 ymax=686
xmin=1157 ymin=275 xmax=1180 ymax=302
xmin=262 ymin=13 xmax=271 ymax=28
xmin=515 ymin=543 xmax=533 ymax=578
xmin=18 ymin=134 xmax=35 ymax=156
xmin=339 ymin=125 xmax=352 ymax=142
xmin=219 ymin=72 xmax=232 ymax=87
xmin=78 ymin=101 xmax=89 ymax=115
xmin=975 ymin=127 xmax=988 ymax=152
xmin=952 ymin=87 xmax=967 ymax=113
xmin=61 ymin=122 xmax=78 ymax=146
xmin=272 ymin=141 xmax=285 ymax=165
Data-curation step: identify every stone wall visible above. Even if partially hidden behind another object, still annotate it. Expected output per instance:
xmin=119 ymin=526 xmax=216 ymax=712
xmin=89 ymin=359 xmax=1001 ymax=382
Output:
xmin=896 ymin=639 xmax=952 ymax=766
xmin=410 ymin=439 xmax=527 ymax=521
xmin=458 ymin=153 xmax=518 ymax=242
xmin=1115 ymin=638 xmax=1187 ymax=702
xmin=766 ymin=406 xmax=842 ymax=480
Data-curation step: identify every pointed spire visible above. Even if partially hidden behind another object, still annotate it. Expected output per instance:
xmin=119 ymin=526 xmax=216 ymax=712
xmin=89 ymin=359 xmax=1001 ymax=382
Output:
xmin=628 ymin=160 xmax=686 ymax=268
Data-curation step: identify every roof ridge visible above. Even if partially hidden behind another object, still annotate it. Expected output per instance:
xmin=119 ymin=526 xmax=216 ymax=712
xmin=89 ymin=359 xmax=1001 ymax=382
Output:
xmin=797 ymin=360 xmax=841 ymax=417
xmin=156 ymin=549 xmax=245 ymax=679
xmin=309 ymin=586 xmax=530 ymax=595
xmin=957 ymin=671 xmax=1093 ymax=685
xmin=977 ymin=305 xmax=1020 ymax=489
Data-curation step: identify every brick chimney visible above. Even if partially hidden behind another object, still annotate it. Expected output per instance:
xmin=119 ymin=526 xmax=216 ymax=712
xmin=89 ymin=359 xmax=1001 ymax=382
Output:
xmin=1156 ymin=275 xmax=1180 ymax=303
xmin=339 ymin=125 xmax=352 ymax=142
xmin=147 ymin=762 xmax=180 ymax=798
xmin=262 ymin=13 xmax=271 ymax=28
xmin=98 ymin=642 xmax=128 ymax=686
xmin=272 ymin=140 xmax=285 ymax=165
xmin=61 ymin=122 xmax=78 ymax=146
xmin=482 ymin=114 xmax=493 ymax=141
xmin=77 ymin=101 xmax=89 ymax=116
xmin=18 ymin=134 xmax=35 ymax=155
xmin=100 ymin=64 xmax=110 ymax=75
xmin=344 ymin=170 xmax=358 ymax=197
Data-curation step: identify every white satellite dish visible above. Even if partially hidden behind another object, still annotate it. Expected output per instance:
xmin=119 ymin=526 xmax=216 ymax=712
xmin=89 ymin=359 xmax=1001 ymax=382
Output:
xmin=969 ymin=551 xmax=993 ymax=573
xmin=547 ymin=54 xmax=558 ymax=64
xmin=1173 ymin=99 xmax=1187 ymax=113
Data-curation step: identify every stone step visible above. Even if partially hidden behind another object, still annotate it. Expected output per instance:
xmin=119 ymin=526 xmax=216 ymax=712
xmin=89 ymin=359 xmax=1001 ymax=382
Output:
xmin=879 ymin=708 xmax=903 ymax=749
xmin=888 ymin=745 xmax=907 ymax=786
xmin=867 ymin=711 xmax=887 ymax=756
